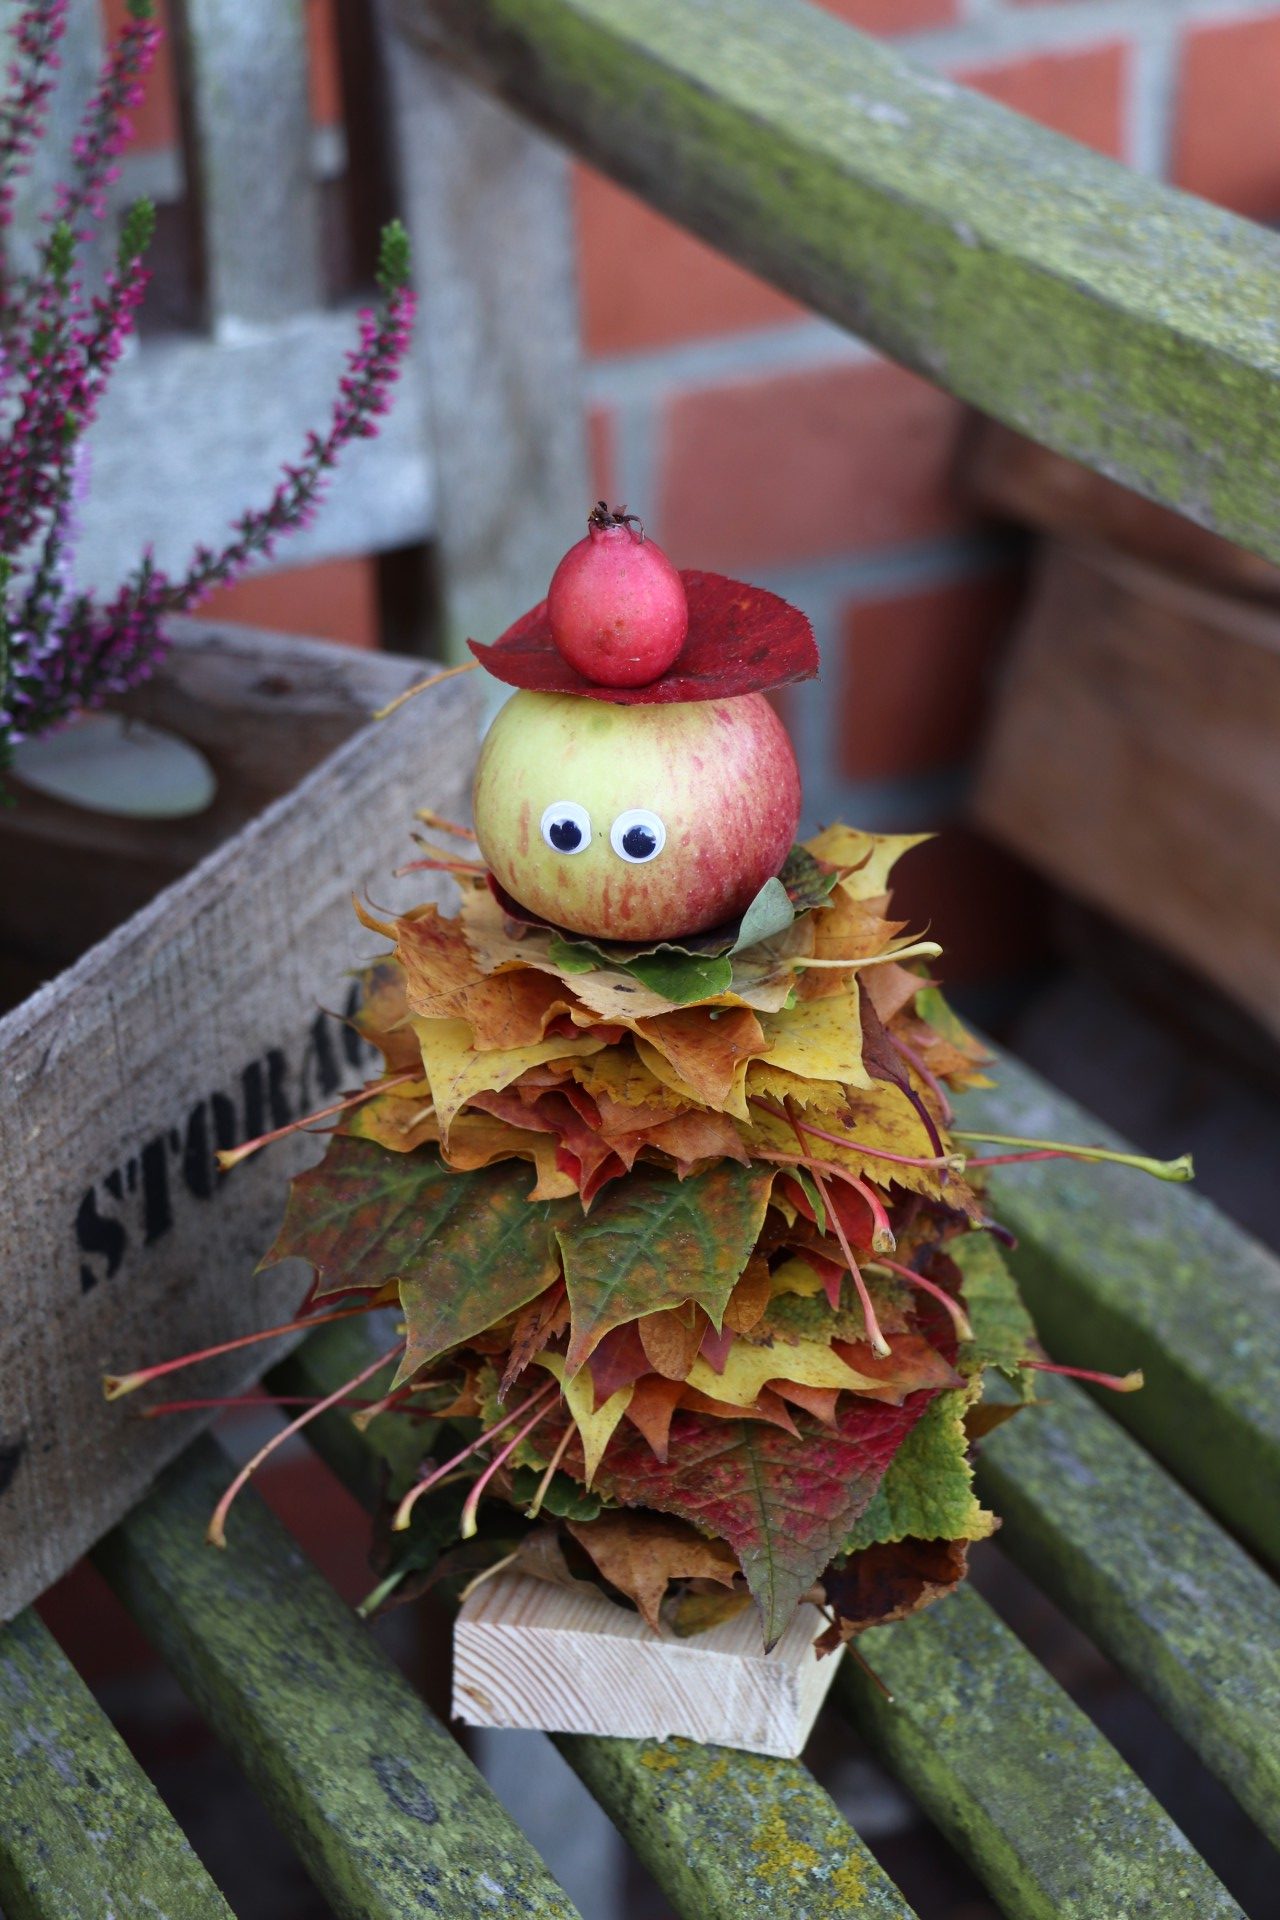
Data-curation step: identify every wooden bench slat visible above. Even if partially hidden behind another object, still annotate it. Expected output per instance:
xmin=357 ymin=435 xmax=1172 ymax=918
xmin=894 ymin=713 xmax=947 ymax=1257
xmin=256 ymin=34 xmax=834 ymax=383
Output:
xmin=0 ymin=1609 xmax=233 ymax=1920
xmin=553 ymin=1730 xmax=916 ymax=1919
xmin=836 ymin=1585 xmax=1246 ymax=1920
xmin=272 ymin=1323 xmax=919 ymax=1920
xmin=958 ymin=1052 xmax=1280 ymax=1570
xmin=171 ymin=0 xmax=324 ymax=330
xmin=975 ymin=1372 xmax=1280 ymax=1849
xmin=399 ymin=0 xmax=1280 ymax=569
xmin=92 ymin=1437 xmax=580 ymax=1920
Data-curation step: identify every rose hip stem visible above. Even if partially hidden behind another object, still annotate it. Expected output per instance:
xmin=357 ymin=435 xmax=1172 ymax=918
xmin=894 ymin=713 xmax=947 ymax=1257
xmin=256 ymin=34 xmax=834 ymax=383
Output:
xmin=207 ymin=1342 xmax=403 ymax=1548
xmin=393 ymin=1381 xmax=559 ymax=1533
xmin=749 ymin=1097 xmax=963 ymax=1173
xmin=215 ymin=1070 xmax=422 ymax=1172
xmin=953 ymin=1131 xmax=1192 ymax=1182
xmin=103 ymin=1301 xmax=380 ymax=1400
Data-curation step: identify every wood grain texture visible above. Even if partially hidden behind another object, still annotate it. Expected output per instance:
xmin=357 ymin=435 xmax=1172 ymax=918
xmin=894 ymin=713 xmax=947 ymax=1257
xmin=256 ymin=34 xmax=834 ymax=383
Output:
xmin=455 ymin=1572 xmax=838 ymax=1757
xmin=77 ymin=310 xmax=434 ymax=587
xmin=0 ymin=627 xmax=482 ymax=1621
xmin=274 ymin=1322 xmax=916 ymax=1918
xmin=95 ymin=1437 xmax=581 ymax=1920
xmin=379 ymin=8 xmax=590 ymax=660
xmin=837 ymin=1584 xmax=1245 ymax=1920
xmin=0 ymin=1608 xmax=232 ymax=1920
xmin=0 ymin=618 xmax=446 ymax=973
xmin=974 ymin=542 xmax=1280 ymax=1038
xmin=959 ymin=1049 xmax=1280 ymax=1575
xmin=402 ymin=0 xmax=1280 ymax=567
xmin=966 ymin=419 xmax=1280 ymax=603
xmin=171 ymin=0 xmax=323 ymax=332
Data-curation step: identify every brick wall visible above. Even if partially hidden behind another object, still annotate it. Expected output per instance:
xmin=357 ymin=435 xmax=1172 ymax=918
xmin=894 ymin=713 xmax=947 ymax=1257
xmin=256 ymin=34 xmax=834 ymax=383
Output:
xmin=106 ymin=0 xmax=1280 ymax=986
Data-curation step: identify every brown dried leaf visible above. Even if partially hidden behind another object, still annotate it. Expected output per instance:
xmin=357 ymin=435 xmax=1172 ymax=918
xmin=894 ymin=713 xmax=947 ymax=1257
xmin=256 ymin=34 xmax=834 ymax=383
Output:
xmin=815 ymin=1537 xmax=969 ymax=1652
xmin=565 ymin=1510 xmax=739 ymax=1633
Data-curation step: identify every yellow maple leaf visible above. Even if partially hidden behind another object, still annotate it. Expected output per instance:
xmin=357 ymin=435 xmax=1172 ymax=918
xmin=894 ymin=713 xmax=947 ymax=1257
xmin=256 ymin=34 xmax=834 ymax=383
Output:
xmin=805 ymin=826 xmax=931 ymax=899
xmin=536 ymin=1352 xmax=634 ymax=1488
xmin=412 ymin=1015 xmax=608 ymax=1136
xmin=757 ymin=989 xmax=871 ymax=1092
xmin=685 ymin=1337 xmax=879 ymax=1406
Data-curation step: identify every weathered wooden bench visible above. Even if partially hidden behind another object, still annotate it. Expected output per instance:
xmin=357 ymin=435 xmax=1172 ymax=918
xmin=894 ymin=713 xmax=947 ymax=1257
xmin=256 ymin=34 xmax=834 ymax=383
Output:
xmin=5 ymin=3 xmax=1280 ymax=1915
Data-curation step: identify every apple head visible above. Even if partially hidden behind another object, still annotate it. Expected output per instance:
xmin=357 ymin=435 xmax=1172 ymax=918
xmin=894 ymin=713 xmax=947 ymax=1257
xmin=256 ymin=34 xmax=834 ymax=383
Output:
xmin=472 ymin=688 xmax=802 ymax=942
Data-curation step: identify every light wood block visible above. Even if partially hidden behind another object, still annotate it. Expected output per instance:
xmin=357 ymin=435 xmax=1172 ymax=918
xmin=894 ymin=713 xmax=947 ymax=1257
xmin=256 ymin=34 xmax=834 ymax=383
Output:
xmin=453 ymin=1572 xmax=840 ymax=1758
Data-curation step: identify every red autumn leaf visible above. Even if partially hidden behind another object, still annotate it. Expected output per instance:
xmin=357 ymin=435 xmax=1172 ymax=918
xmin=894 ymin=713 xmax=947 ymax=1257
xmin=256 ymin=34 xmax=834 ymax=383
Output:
xmin=592 ymin=1391 xmax=938 ymax=1646
xmin=468 ymin=570 xmax=818 ymax=703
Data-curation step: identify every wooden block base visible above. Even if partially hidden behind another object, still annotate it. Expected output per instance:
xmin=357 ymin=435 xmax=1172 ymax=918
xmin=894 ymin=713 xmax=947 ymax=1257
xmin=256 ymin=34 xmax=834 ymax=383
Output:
xmin=453 ymin=1572 xmax=839 ymax=1757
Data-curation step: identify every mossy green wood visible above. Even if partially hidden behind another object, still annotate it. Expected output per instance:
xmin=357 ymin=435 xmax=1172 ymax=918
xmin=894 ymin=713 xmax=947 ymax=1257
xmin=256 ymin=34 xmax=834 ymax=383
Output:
xmin=835 ymin=1585 xmax=1245 ymax=1920
xmin=958 ymin=1051 xmax=1280 ymax=1569
xmin=554 ymin=1732 xmax=913 ymax=1919
xmin=0 ymin=1609 xmax=232 ymax=1920
xmin=402 ymin=0 xmax=1280 ymax=567
xmin=975 ymin=1371 xmax=1280 ymax=1848
xmin=92 ymin=1437 xmax=580 ymax=1920
xmin=270 ymin=1322 xmax=917 ymax=1920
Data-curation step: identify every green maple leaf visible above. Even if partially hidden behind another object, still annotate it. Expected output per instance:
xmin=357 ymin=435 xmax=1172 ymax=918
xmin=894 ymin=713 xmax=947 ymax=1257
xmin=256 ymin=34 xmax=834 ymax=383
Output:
xmin=263 ymin=1137 xmax=569 ymax=1386
xmin=952 ymin=1233 xmax=1038 ymax=1383
xmin=839 ymin=1388 xmax=996 ymax=1554
xmin=557 ymin=1162 xmax=774 ymax=1376
xmin=594 ymin=1393 xmax=935 ymax=1646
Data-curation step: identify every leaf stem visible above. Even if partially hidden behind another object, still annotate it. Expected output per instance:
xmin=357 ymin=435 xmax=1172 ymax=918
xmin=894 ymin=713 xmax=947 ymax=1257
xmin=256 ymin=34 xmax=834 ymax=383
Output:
xmin=954 ymin=1131 xmax=1192 ymax=1182
xmin=393 ymin=1381 xmax=557 ymax=1533
xmin=103 ymin=1301 xmax=379 ymax=1399
xmin=206 ymin=1342 xmax=402 ymax=1548
xmin=373 ymin=657 xmax=479 ymax=721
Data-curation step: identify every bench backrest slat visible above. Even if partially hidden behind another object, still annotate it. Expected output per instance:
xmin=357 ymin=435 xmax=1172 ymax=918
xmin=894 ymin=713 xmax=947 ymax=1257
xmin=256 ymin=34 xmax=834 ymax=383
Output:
xmin=171 ymin=0 xmax=324 ymax=332
xmin=402 ymin=0 xmax=1280 ymax=570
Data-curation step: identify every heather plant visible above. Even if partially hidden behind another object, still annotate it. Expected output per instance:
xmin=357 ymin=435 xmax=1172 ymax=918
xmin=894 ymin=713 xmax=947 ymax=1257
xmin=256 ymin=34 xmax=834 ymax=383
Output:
xmin=0 ymin=0 xmax=415 ymax=774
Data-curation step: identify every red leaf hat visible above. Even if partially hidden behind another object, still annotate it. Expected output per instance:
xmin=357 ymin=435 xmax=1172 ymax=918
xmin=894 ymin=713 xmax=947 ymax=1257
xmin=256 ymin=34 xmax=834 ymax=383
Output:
xmin=468 ymin=569 xmax=819 ymax=705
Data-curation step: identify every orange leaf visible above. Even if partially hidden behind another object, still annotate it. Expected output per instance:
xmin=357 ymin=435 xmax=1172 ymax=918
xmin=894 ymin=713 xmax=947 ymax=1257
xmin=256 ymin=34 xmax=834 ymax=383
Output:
xmin=638 ymin=1304 xmax=705 ymax=1382
xmin=634 ymin=1005 xmax=767 ymax=1109
xmin=624 ymin=1375 xmax=685 ymax=1461
xmin=565 ymin=1510 xmax=740 ymax=1634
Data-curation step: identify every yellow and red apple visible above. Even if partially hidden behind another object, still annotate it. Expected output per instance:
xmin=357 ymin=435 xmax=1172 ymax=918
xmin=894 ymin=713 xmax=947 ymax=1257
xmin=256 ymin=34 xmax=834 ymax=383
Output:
xmin=472 ymin=688 xmax=801 ymax=941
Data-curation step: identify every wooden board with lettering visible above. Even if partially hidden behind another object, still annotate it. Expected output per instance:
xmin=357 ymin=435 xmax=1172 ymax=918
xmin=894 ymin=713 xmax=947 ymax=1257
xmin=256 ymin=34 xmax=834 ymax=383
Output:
xmin=0 ymin=623 xmax=482 ymax=1619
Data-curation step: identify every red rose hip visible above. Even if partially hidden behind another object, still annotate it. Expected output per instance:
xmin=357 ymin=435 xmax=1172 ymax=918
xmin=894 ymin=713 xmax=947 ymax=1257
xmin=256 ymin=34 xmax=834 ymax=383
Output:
xmin=547 ymin=502 xmax=688 ymax=688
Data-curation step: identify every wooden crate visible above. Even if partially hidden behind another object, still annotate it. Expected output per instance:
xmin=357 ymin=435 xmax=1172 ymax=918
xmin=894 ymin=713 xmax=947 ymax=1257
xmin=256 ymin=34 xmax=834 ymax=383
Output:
xmin=0 ymin=622 xmax=482 ymax=1620
xmin=974 ymin=542 xmax=1280 ymax=1042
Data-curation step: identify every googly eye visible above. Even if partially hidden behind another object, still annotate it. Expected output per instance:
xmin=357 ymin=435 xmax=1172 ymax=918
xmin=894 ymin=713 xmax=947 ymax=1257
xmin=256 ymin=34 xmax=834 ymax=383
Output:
xmin=610 ymin=809 xmax=666 ymax=864
xmin=540 ymin=801 xmax=591 ymax=855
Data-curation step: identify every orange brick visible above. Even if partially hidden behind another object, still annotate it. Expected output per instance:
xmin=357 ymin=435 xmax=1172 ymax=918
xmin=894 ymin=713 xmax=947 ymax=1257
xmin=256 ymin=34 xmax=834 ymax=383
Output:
xmin=103 ymin=0 xmax=177 ymax=150
xmin=657 ymin=359 xmax=973 ymax=571
xmin=102 ymin=0 xmax=341 ymax=151
xmin=816 ymin=0 xmax=959 ymax=30
xmin=887 ymin=827 xmax=1052 ymax=986
xmin=1172 ymin=14 xmax=1280 ymax=220
xmin=575 ymin=167 xmax=804 ymax=356
xmin=961 ymin=40 xmax=1130 ymax=159
xmin=200 ymin=556 xmax=380 ymax=650
xmin=838 ymin=568 xmax=1023 ymax=782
